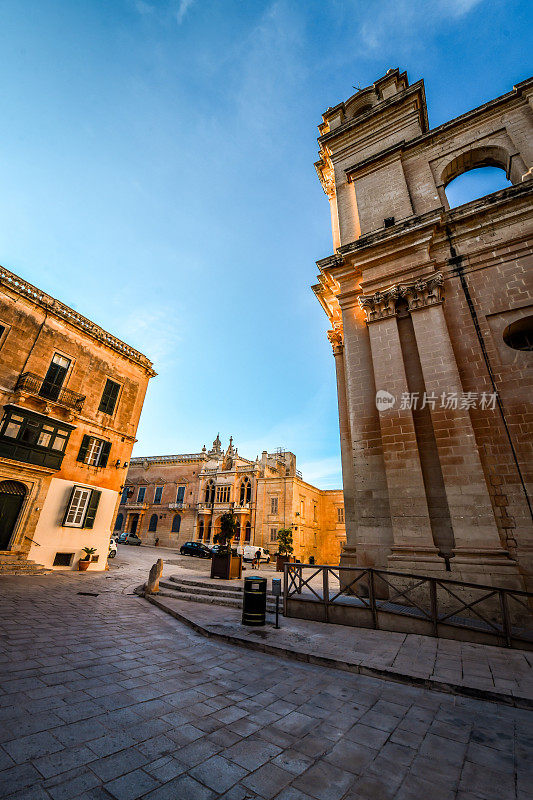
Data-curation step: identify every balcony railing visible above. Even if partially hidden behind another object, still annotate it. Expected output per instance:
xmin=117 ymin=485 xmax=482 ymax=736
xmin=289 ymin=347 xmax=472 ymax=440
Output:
xmin=168 ymin=502 xmax=191 ymax=511
xmin=15 ymin=372 xmax=86 ymax=412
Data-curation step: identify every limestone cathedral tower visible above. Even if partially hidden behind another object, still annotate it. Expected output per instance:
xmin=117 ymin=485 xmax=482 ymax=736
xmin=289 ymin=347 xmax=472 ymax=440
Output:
xmin=313 ymin=69 xmax=533 ymax=589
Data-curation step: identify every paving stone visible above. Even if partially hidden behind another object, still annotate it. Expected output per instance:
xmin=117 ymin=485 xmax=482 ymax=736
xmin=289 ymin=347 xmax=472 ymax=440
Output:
xmin=89 ymin=747 xmax=149 ymax=782
xmin=143 ymin=755 xmax=186 ymax=782
xmin=0 ymin=763 xmax=42 ymax=798
xmin=45 ymin=767 xmax=100 ymax=800
xmin=2 ymin=731 xmax=64 ymax=763
xmin=143 ymin=774 xmax=216 ymax=800
xmin=224 ymin=738 xmax=282 ymax=771
xmin=104 ymin=767 xmax=159 ymax=800
xmin=34 ymin=745 xmax=98 ymax=778
xmin=189 ymin=754 xmax=248 ymax=792
xmin=292 ymin=760 xmax=355 ymax=800
xmin=241 ymin=762 xmax=293 ymax=799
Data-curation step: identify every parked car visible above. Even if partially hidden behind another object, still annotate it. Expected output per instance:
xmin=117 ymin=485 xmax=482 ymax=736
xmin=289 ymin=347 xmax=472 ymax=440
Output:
xmin=180 ymin=541 xmax=212 ymax=558
xmin=117 ymin=532 xmax=129 ymax=543
xmin=123 ymin=533 xmax=142 ymax=546
xmin=236 ymin=545 xmax=270 ymax=563
xmin=108 ymin=539 xmax=117 ymax=559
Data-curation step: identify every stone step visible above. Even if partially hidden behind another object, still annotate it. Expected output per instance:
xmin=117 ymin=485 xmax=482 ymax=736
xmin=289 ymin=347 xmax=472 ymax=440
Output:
xmin=158 ymin=582 xmax=277 ymax=612
xmin=161 ymin=580 xmax=243 ymax=601
xmin=167 ymin=576 xmax=277 ymax=597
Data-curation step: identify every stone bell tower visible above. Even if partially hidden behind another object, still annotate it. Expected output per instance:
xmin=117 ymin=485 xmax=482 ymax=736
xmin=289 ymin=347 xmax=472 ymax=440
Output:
xmin=313 ymin=68 xmax=533 ymax=588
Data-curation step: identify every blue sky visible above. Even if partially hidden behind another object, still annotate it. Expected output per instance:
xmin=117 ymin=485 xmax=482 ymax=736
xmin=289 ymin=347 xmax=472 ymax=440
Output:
xmin=0 ymin=0 xmax=530 ymax=487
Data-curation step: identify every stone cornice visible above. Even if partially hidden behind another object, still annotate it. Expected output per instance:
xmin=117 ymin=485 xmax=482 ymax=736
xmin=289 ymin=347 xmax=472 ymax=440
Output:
xmin=0 ymin=265 xmax=156 ymax=377
xmin=359 ymin=273 xmax=444 ymax=322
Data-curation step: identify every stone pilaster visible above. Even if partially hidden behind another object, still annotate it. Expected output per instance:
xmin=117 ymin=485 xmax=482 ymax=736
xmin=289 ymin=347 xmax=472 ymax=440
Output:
xmin=360 ymin=300 xmax=441 ymax=572
xmin=327 ymin=327 xmax=357 ymax=561
xmin=404 ymin=276 xmax=522 ymax=586
xmin=339 ymin=294 xmax=394 ymax=571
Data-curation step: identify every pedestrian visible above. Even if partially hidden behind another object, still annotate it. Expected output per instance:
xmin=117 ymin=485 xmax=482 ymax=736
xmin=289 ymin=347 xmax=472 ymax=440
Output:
xmin=254 ymin=549 xmax=261 ymax=569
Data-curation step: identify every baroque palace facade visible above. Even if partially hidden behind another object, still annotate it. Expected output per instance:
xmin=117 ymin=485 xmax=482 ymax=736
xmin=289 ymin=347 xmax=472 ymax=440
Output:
xmin=116 ymin=435 xmax=346 ymax=564
xmin=0 ymin=265 xmax=155 ymax=572
xmin=313 ymin=69 xmax=533 ymax=588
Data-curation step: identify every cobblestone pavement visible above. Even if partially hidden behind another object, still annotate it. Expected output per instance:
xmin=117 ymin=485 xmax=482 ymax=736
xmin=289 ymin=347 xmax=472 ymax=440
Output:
xmin=0 ymin=548 xmax=531 ymax=800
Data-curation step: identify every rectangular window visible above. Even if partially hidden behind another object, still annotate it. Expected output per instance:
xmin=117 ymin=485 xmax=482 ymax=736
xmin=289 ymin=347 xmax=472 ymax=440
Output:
xmin=120 ymin=486 xmax=129 ymax=504
xmin=313 ymin=504 xmax=317 ymax=522
xmin=270 ymin=496 xmax=278 ymax=515
xmin=137 ymin=487 xmax=146 ymax=502
xmin=337 ymin=507 xmax=344 ymax=524
xmin=63 ymin=486 xmax=101 ymax=528
xmin=99 ymin=379 xmax=121 ymax=415
xmin=77 ymin=435 xmax=111 ymax=468
xmin=53 ymin=552 xmax=74 ymax=567
xmin=3 ymin=414 xmax=24 ymax=439
xmin=63 ymin=487 xmax=91 ymax=527
xmin=270 ymin=528 xmax=278 ymax=542
xmin=40 ymin=353 xmax=71 ymax=401
xmin=216 ymin=486 xmax=230 ymax=503
xmin=0 ymin=324 xmax=5 ymax=340
xmin=176 ymin=485 xmax=185 ymax=503
xmin=154 ymin=486 xmax=163 ymax=504
xmin=300 ymin=499 xmax=305 ymax=519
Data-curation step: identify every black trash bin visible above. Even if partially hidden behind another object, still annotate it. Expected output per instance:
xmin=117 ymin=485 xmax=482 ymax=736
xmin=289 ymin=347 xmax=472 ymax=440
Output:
xmin=242 ymin=577 xmax=267 ymax=626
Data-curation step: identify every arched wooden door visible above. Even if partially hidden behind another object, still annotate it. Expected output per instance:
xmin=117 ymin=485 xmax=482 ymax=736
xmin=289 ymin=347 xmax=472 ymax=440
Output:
xmin=0 ymin=481 xmax=26 ymax=550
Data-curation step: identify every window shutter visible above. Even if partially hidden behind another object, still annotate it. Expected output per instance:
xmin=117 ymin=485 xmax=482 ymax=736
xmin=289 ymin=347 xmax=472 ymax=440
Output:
xmin=83 ymin=490 xmax=101 ymax=529
xmin=77 ymin=435 xmax=90 ymax=463
xmin=99 ymin=441 xmax=111 ymax=468
xmin=99 ymin=380 xmax=120 ymax=414
xmin=62 ymin=486 xmax=78 ymax=526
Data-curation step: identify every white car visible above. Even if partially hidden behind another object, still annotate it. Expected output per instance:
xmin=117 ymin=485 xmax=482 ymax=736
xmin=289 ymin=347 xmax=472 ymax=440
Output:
xmin=108 ymin=538 xmax=117 ymax=559
xmin=237 ymin=545 xmax=270 ymax=563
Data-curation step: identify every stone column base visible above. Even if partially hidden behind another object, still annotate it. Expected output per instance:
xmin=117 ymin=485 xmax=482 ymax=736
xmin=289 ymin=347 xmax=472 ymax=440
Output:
xmin=387 ymin=546 xmax=524 ymax=589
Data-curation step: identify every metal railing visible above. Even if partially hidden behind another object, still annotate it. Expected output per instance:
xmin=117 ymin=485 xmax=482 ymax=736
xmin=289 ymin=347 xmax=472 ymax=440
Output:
xmin=15 ymin=372 xmax=85 ymax=412
xmin=283 ymin=563 xmax=533 ymax=650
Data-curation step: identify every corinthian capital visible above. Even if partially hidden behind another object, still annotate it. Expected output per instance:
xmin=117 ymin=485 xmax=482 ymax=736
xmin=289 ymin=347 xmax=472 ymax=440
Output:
xmin=402 ymin=273 xmax=444 ymax=311
xmin=358 ymin=273 xmax=444 ymax=322
xmin=327 ymin=327 xmax=344 ymax=355
xmin=358 ymin=286 xmax=400 ymax=323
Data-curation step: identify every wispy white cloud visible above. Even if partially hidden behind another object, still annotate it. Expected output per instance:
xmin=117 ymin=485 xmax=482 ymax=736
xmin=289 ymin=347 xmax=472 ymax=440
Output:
xmin=357 ymin=0 xmax=485 ymax=51
xmin=175 ymin=0 xmax=195 ymax=24
xmin=134 ymin=0 xmax=155 ymax=15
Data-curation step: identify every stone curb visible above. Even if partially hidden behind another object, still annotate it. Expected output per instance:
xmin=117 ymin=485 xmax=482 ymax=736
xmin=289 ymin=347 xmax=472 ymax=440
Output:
xmin=138 ymin=589 xmax=533 ymax=711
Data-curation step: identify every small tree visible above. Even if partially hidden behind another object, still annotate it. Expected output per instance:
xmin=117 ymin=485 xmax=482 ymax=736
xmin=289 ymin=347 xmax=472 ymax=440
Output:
xmin=214 ymin=512 xmax=239 ymax=554
xmin=276 ymin=528 xmax=294 ymax=557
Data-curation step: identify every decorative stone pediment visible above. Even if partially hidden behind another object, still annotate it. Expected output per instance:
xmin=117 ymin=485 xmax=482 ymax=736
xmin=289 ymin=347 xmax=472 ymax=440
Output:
xmin=358 ymin=273 xmax=444 ymax=322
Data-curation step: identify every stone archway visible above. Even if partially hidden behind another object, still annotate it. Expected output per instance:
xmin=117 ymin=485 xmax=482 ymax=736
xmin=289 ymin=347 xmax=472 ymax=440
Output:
xmin=0 ymin=481 xmax=27 ymax=550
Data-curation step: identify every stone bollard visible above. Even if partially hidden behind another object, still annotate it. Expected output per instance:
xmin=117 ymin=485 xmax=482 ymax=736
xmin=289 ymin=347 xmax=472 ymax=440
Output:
xmin=144 ymin=559 xmax=163 ymax=595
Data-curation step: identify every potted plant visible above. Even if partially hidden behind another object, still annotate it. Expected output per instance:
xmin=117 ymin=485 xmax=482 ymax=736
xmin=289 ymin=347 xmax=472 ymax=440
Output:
xmin=210 ymin=512 xmax=242 ymax=579
xmin=276 ymin=528 xmax=295 ymax=572
xmin=78 ymin=547 xmax=97 ymax=571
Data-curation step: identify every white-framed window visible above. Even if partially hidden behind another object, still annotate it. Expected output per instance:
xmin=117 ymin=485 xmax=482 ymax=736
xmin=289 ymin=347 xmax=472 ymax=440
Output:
xmin=137 ymin=487 xmax=146 ymax=502
xmin=154 ymin=486 xmax=163 ymax=504
xmin=63 ymin=487 xmax=91 ymax=527
xmin=270 ymin=527 xmax=278 ymax=542
xmin=337 ymin=507 xmax=344 ymax=524
xmin=63 ymin=485 xmax=101 ymax=529
xmin=270 ymin=496 xmax=278 ymax=515
xmin=86 ymin=437 xmax=104 ymax=466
